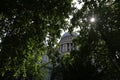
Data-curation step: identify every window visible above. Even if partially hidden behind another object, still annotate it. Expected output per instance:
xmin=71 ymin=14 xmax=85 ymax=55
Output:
xmin=67 ymin=43 xmax=69 ymax=51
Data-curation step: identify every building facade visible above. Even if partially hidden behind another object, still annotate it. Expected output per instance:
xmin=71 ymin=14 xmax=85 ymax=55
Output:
xmin=42 ymin=32 xmax=78 ymax=80
xmin=59 ymin=32 xmax=78 ymax=54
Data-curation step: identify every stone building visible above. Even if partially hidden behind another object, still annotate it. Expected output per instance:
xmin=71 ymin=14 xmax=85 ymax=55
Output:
xmin=59 ymin=32 xmax=78 ymax=54
xmin=42 ymin=32 xmax=78 ymax=80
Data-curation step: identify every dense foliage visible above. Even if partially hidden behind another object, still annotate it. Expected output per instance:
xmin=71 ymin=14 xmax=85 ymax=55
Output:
xmin=60 ymin=0 xmax=120 ymax=80
xmin=1 ymin=0 xmax=120 ymax=80
xmin=0 ymin=0 xmax=72 ymax=79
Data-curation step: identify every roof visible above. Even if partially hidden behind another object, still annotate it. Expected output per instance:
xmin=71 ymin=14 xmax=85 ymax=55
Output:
xmin=59 ymin=32 xmax=78 ymax=45
xmin=61 ymin=32 xmax=77 ymax=39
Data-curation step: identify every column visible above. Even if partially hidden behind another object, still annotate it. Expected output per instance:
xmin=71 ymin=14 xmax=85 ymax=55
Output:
xmin=69 ymin=43 xmax=71 ymax=51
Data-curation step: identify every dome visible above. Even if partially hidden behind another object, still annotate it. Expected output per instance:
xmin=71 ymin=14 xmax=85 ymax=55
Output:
xmin=59 ymin=32 xmax=77 ymax=45
xmin=59 ymin=32 xmax=78 ymax=54
xmin=61 ymin=32 xmax=77 ymax=39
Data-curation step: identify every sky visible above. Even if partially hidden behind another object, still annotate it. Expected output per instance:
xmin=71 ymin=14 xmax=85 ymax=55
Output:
xmin=60 ymin=0 xmax=84 ymax=37
xmin=73 ymin=0 xmax=84 ymax=9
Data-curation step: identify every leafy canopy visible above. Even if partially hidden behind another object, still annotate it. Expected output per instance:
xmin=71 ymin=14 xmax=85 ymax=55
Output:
xmin=0 ymin=0 xmax=72 ymax=79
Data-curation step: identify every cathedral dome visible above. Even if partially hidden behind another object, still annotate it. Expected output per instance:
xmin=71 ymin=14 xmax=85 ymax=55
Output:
xmin=60 ymin=32 xmax=77 ymax=45
xmin=61 ymin=32 xmax=77 ymax=39
xmin=59 ymin=32 xmax=78 ymax=53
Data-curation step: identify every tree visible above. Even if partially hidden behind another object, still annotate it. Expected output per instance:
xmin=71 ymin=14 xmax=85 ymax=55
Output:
xmin=0 ymin=0 xmax=72 ymax=79
xmin=59 ymin=0 xmax=120 ymax=80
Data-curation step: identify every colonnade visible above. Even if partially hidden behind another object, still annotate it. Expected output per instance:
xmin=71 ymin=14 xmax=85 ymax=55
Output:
xmin=60 ymin=43 xmax=77 ymax=53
